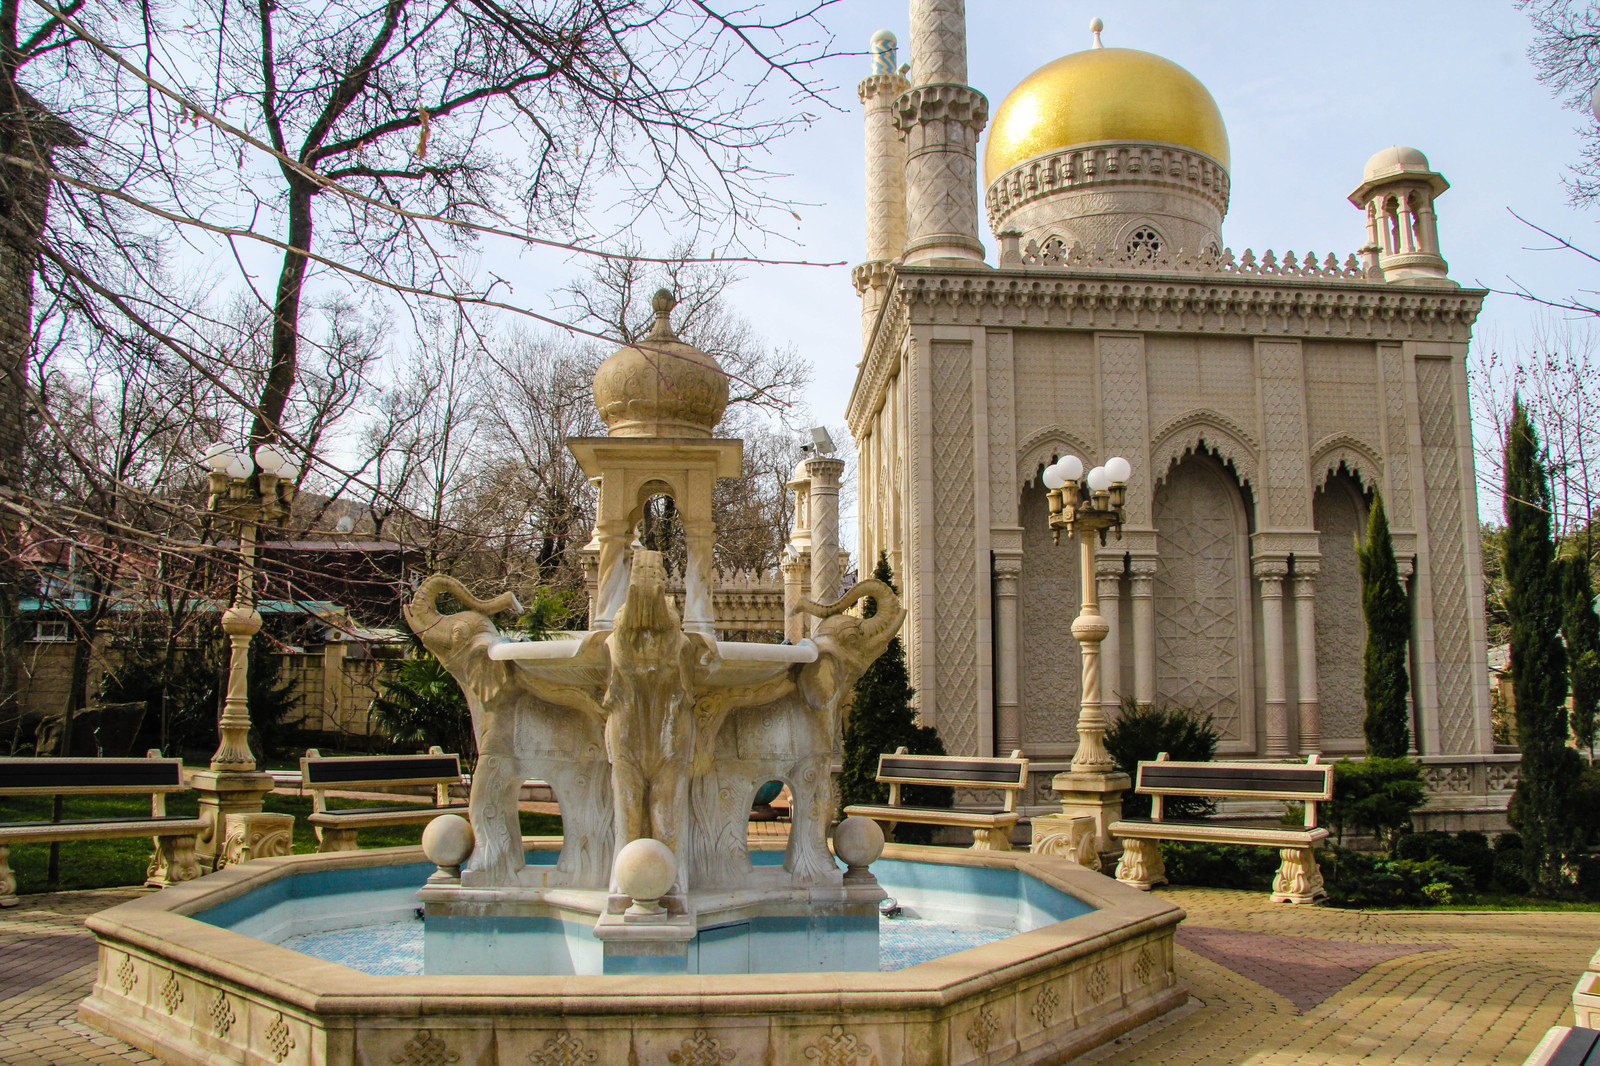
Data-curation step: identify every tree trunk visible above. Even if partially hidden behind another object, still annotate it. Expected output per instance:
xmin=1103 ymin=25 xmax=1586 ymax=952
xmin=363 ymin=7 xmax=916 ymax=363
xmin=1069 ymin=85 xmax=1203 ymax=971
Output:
xmin=251 ymin=179 xmax=315 ymax=445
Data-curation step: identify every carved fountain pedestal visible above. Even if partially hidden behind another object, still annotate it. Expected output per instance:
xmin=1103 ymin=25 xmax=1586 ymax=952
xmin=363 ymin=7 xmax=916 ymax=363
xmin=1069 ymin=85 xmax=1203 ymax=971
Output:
xmin=407 ymin=293 xmax=903 ymax=973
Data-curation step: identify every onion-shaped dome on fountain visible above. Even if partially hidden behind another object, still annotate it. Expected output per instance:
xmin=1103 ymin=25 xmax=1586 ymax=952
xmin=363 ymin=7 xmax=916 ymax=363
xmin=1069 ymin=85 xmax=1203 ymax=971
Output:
xmin=593 ymin=289 xmax=729 ymax=438
xmin=983 ymin=19 xmax=1232 ymax=259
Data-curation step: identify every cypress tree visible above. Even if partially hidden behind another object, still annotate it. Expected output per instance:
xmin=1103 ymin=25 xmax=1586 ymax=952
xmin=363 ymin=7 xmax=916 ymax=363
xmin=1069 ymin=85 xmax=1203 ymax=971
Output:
xmin=1563 ymin=548 xmax=1600 ymax=758
xmin=1356 ymin=492 xmax=1411 ymax=757
xmin=838 ymin=552 xmax=951 ymax=837
xmin=1504 ymin=396 xmax=1580 ymax=893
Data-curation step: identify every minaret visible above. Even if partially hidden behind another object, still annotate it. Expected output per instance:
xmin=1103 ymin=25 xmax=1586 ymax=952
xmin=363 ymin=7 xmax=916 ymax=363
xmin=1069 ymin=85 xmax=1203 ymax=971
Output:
xmin=1348 ymin=146 xmax=1454 ymax=286
xmin=896 ymin=0 xmax=988 ymax=265
xmin=855 ymin=30 xmax=910 ymax=347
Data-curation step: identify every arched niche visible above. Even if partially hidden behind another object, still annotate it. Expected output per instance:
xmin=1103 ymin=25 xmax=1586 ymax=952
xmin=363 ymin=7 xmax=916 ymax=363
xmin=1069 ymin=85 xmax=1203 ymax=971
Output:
xmin=1153 ymin=450 xmax=1255 ymax=751
xmin=1314 ymin=468 xmax=1370 ymax=752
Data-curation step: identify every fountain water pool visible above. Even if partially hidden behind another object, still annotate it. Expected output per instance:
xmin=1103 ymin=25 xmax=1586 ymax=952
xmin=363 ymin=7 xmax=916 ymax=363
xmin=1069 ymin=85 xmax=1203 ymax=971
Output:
xmin=191 ymin=845 xmax=1092 ymax=977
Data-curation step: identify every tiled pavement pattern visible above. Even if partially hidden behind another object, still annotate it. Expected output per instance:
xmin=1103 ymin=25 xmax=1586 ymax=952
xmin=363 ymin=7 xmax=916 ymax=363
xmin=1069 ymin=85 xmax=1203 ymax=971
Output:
xmin=0 ymin=881 xmax=1594 ymax=1065
xmin=1078 ymin=887 xmax=1600 ymax=1066
xmin=0 ymin=888 xmax=158 ymax=1066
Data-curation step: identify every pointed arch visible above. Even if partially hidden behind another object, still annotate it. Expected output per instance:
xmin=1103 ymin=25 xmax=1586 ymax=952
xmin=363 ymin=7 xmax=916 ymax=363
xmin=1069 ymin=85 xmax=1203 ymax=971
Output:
xmin=1017 ymin=424 xmax=1097 ymax=489
xmin=1309 ymin=433 xmax=1384 ymax=488
xmin=1151 ymin=409 xmax=1259 ymax=491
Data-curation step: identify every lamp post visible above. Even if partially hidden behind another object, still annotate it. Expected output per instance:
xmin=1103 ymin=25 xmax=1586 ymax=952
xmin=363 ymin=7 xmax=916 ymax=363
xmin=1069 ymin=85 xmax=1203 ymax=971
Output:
xmin=188 ymin=441 xmax=299 ymax=870
xmin=1029 ymin=455 xmax=1133 ymax=866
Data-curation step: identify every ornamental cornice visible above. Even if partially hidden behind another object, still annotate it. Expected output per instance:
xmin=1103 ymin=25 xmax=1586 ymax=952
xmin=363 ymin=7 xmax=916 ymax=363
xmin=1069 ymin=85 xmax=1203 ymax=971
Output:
xmin=986 ymin=140 xmax=1230 ymax=232
xmin=892 ymin=83 xmax=989 ymax=135
xmin=845 ymin=287 xmax=910 ymax=435
xmin=858 ymin=72 xmax=909 ymax=104
xmin=852 ymin=260 xmax=895 ymax=296
xmin=887 ymin=267 xmax=1486 ymax=343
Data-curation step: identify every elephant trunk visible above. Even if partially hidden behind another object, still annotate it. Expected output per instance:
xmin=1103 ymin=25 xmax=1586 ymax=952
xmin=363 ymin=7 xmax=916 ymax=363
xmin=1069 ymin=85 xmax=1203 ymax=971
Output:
xmin=404 ymin=574 xmax=523 ymax=640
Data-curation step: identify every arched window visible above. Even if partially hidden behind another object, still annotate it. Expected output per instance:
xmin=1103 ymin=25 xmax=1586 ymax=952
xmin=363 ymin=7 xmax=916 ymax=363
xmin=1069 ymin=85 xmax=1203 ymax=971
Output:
xmin=1127 ymin=226 xmax=1163 ymax=259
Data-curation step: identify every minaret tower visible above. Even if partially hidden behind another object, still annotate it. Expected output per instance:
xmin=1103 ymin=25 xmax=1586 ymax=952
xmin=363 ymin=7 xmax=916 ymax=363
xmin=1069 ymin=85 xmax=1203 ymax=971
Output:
xmin=896 ymin=0 xmax=988 ymax=265
xmin=854 ymin=30 xmax=910 ymax=345
xmin=1348 ymin=146 xmax=1454 ymax=286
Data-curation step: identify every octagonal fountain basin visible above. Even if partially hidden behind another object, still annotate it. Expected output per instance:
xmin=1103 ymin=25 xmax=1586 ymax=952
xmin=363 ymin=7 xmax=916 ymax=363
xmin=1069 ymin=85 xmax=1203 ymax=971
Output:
xmin=81 ymin=842 xmax=1186 ymax=1066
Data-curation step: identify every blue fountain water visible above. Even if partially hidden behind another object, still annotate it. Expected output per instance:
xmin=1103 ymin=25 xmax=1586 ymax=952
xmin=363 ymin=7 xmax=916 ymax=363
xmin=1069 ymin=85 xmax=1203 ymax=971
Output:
xmin=198 ymin=852 xmax=1092 ymax=977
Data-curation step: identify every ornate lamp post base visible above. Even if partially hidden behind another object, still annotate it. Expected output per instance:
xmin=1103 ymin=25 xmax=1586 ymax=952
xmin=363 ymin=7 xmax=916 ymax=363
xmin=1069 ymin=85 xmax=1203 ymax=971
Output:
xmin=188 ymin=770 xmax=289 ymax=870
xmin=1042 ymin=768 xmax=1131 ymax=859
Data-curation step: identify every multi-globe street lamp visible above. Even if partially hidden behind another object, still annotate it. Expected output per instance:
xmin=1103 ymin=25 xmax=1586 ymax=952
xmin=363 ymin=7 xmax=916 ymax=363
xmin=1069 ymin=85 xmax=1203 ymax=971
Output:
xmin=199 ymin=441 xmax=298 ymax=773
xmin=1040 ymin=454 xmax=1132 ymax=774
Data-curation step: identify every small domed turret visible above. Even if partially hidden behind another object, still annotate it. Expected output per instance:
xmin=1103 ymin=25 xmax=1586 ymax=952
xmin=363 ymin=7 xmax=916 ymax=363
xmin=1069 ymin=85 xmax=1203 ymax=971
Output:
xmin=592 ymin=290 xmax=729 ymax=438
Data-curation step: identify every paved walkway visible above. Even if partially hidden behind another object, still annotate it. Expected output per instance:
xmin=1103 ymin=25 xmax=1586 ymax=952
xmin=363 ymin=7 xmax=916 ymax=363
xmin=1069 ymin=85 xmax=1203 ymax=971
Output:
xmin=0 ymin=881 xmax=1592 ymax=1064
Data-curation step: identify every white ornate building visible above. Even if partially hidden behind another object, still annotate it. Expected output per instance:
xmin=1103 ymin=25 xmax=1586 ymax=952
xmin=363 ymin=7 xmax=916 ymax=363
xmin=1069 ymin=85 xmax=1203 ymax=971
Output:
xmin=846 ymin=4 xmax=1504 ymax=814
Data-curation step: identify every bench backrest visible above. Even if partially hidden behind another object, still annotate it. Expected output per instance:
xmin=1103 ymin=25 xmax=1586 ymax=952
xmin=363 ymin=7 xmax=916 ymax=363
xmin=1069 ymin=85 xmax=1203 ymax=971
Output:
xmin=0 ymin=754 xmax=185 ymax=796
xmin=875 ymin=748 xmax=1029 ymax=812
xmin=300 ymin=748 xmax=462 ymax=810
xmin=1134 ymin=753 xmax=1333 ymax=826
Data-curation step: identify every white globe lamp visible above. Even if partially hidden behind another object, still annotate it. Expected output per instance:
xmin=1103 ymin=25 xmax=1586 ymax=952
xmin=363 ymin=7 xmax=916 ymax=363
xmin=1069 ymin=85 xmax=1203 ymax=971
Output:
xmin=1086 ymin=465 xmax=1112 ymax=492
xmin=1105 ymin=456 xmax=1132 ymax=484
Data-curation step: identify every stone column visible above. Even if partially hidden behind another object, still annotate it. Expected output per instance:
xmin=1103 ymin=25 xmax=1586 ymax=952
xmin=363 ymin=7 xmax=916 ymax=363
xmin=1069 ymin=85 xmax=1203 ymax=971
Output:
xmin=993 ymin=552 xmax=1022 ymax=754
xmin=682 ymin=518 xmax=716 ymax=638
xmin=781 ymin=552 xmax=809 ymax=643
xmin=896 ymin=0 xmax=987 ymax=265
xmin=1293 ymin=561 xmax=1321 ymax=755
xmin=1129 ymin=557 xmax=1157 ymax=709
xmin=1256 ymin=558 xmax=1291 ymax=757
xmin=805 ymin=457 xmax=846 ymax=622
xmin=857 ymin=37 xmax=910 ymax=346
xmin=1097 ymin=555 xmax=1124 ymax=717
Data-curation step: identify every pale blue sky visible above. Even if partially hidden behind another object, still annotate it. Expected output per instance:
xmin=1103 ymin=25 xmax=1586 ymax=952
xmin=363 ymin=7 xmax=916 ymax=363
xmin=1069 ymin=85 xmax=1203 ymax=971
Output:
xmin=696 ymin=1 xmax=1594 ymax=429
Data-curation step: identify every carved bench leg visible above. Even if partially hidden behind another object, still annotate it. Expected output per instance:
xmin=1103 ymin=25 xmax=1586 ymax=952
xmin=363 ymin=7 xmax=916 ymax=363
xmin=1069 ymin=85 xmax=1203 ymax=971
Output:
xmin=147 ymin=834 xmax=203 ymax=889
xmin=971 ymin=824 xmax=1014 ymax=852
xmin=1114 ymin=839 xmax=1167 ymax=890
xmin=218 ymin=813 xmax=296 ymax=870
xmin=0 ymin=845 xmax=15 ymax=906
xmin=316 ymin=827 xmax=360 ymax=853
xmin=1270 ymin=846 xmax=1326 ymax=904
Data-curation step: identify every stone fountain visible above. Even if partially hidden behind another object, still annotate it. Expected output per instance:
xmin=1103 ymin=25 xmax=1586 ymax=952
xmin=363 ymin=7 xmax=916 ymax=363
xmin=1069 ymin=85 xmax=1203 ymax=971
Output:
xmin=404 ymin=291 xmax=904 ymax=973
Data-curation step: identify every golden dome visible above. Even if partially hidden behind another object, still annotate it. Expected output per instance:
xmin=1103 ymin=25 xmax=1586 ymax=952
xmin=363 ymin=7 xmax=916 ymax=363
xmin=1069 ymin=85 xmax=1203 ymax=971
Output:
xmin=984 ymin=47 xmax=1229 ymax=185
xmin=593 ymin=290 xmax=728 ymax=438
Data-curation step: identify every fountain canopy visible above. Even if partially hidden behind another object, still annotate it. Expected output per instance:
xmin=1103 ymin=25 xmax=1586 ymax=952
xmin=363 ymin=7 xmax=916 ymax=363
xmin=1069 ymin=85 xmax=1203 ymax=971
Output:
xmin=592 ymin=289 xmax=729 ymax=438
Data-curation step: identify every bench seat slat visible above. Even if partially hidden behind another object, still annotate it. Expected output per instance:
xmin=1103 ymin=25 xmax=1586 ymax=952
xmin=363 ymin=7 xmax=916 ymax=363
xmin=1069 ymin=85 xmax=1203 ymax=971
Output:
xmin=1135 ymin=760 xmax=1334 ymax=801
xmin=844 ymin=804 xmax=1020 ymax=828
xmin=0 ymin=816 xmax=207 ymax=844
xmin=1110 ymin=818 xmax=1328 ymax=848
xmin=309 ymin=805 xmax=467 ymax=826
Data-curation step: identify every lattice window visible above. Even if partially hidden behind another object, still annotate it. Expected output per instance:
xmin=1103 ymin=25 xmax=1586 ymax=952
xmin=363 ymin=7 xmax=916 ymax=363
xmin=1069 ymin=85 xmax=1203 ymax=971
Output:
xmin=1127 ymin=226 xmax=1163 ymax=259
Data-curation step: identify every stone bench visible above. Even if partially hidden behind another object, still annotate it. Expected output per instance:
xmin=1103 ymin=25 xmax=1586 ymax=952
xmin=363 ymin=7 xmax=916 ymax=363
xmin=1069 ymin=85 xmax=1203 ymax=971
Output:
xmin=0 ymin=752 xmax=204 ymax=905
xmin=845 ymin=747 xmax=1028 ymax=851
xmin=1111 ymin=753 xmax=1334 ymax=904
xmin=1525 ymin=1026 xmax=1600 ymax=1065
xmin=302 ymin=747 xmax=467 ymax=852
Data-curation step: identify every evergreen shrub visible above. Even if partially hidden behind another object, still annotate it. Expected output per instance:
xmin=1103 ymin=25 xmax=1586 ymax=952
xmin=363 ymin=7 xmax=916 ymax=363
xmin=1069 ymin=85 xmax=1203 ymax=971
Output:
xmin=1327 ymin=757 xmax=1425 ymax=846
xmin=1317 ymin=847 xmax=1473 ymax=908
xmin=1158 ymin=842 xmax=1277 ymax=890
xmin=1104 ymin=697 xmax=1220 ymax=819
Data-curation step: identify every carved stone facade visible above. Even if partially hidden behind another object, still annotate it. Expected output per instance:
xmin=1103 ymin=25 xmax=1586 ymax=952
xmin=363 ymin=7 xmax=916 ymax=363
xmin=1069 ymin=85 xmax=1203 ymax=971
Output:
xmin=845 ymin=4 xmax=1494 ymax=798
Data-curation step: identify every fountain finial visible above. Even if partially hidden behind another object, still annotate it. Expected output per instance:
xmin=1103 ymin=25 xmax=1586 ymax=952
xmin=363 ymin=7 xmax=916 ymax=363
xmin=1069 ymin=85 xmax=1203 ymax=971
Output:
xmin=648 ymin=288 xmax=679 ymax=339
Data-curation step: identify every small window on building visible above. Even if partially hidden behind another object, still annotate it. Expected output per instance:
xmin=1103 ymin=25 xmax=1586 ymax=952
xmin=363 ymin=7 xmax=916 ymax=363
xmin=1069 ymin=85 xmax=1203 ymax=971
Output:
xmin=1127 ymin=226 xmax=1163 ymax=259
xmin=32 ymin=621 xmax=68 ymax=642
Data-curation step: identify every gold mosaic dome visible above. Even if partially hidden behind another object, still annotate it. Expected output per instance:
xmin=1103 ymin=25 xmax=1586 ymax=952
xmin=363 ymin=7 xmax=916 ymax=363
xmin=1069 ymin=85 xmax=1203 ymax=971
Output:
xmin=593 ymin=289 xmax=728 ymax=438
xmin=984 ymin=45 xmax=1230 ymax=185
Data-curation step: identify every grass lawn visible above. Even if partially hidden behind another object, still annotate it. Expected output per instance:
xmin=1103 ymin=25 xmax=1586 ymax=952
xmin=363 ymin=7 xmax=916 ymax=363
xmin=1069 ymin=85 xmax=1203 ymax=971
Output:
xmin=0 ymin=792 xmax=561 ymax=896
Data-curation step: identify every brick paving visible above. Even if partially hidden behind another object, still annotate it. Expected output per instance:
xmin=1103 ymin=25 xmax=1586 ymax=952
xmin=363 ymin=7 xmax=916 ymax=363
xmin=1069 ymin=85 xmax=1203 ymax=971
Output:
xmin=0 ymin=879 xmax=1592 ymax=1064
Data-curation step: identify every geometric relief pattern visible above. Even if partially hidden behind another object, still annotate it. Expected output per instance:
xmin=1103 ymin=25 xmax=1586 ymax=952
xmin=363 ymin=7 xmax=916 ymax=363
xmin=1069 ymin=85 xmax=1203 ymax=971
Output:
xmin=1154 ymin=456 xmax=1247 ymax=743
xmin=1099 ymin=335 xmax=1151 ymax=525
xmin=1379 ymin=343 xmax=1414 ymax=530
xmin=1315 ymin=476 xmax=1368 ymax=744
xmin=988 ymin=331 xmax=1017 ymax=524
xmin=931 ymin=341 xmax=980 ymax=755
xmin=1417 ymin=359 xmax=1476 ymax=753
xmin=1257 ymin=340 xmax=1310 ymax=528
xmin=1304 ymin=340 xmax=1382 ymax=451
xmin=1020 ymin=485 xmax=1081 ymax=746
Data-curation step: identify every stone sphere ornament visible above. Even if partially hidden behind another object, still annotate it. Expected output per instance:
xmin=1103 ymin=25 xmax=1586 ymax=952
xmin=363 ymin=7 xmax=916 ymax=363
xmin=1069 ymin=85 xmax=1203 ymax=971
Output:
xmin=615 ymin=837 xmax=676 ymax=917
xmin=422 ymin=814 xmax=474 ymax=883
xmin=834 ymin=816 xmax=885 ymax=882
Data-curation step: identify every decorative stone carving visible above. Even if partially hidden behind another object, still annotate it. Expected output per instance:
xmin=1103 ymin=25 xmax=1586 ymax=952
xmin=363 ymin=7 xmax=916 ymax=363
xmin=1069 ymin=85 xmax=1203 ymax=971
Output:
xmin=1314 ymin=477 xmax=1367 ymax=745
xmin=1086 ymin=960 xmax=1111 ymax=1002
xmin=1256 ymin=339 xmax=1311 ymax=528
xmin=667 ymin=1029 xmax=737 ymax=1065
xmin=1269 ymin=847 xmax=1327 ymax=905
xmin=965 ymin=1004 xmax=1000 ymax=1053
xmin=1114 ymin=839 xmax=1167 ymax=891
xmin=209 ymin=988 xmax=235 ymax=1038
xmin=159 ymin=969 xmax=182 ymax=1014
xmin=1031 ymin=984 xmax=1061 ymax=1028
xmin=803 ymin=1026 xmax=878 ymax=1066
xmin=1031 ymin=814 xmax=1101 ymax=871
xmin=1133 ymin=945 xmax=1155 ymax=986
xmin=525 ymin=1033 xmax=597 ymax=1066
xmin=264 ymin=1010 xmax=295 ymax=1063
xmin=390 ymin=1029 xmax=459 ymax=1066
xmin=214 ymin=811 xmax=293 ymax=870
xmin=929 ymin=340 xmax=979 ymax=755
xmin=145 ymin=832 xmax=202 ymax=889
xmin=115 ymin=953 xmax=136 ymax=995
